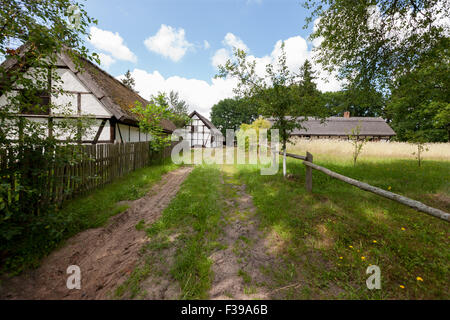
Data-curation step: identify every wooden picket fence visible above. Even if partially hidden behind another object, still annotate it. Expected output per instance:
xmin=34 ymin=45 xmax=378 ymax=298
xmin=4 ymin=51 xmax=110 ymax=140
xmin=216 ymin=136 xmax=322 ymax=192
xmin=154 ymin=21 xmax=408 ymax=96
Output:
xmin=0 ymin=141 xmax=175 ymax=212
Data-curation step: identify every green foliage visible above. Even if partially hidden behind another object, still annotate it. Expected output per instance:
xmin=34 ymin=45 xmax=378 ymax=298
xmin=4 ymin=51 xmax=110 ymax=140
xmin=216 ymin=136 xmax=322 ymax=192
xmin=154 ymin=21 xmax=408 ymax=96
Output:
xmin=305 ymin=0 xmax=449 ymax=90
xmin=1 ymin=161 xmax=178 ymax=275
xmin=210 ymin=97 xmax=259 ymax=136
xmin=131 ymin=93 xmax=174 ymax=152
xmin=386 ymin=38 xmax=450 ymax=142
xmin=217 ymin=44 xmax=325 ymax=151
xmin=0 ymin=0 xmax=100 ymax=274
xmin=167 ymin=91 xmax=190 ymax=128
xmin=322 ymin=87 xmax=386 ymax=117
xmin=237 ymin=116 xmax=272 ymax=151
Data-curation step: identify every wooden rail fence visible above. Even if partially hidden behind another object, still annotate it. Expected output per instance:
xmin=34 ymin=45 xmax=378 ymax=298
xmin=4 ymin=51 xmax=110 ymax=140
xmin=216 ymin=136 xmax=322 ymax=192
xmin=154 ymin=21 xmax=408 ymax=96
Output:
xmin=0 ymin=141 xmax=175 ymax=212
xmin=279 ymin=151 xmax=450 ymax=222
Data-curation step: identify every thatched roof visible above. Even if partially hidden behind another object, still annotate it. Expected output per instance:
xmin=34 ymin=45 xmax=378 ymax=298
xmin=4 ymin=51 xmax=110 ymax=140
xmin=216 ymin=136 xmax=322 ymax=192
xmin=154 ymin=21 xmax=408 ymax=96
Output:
xmin=62 ymin=53 xmax=176 ymax=133
xmin=0 ymin=45 xmax=176 ymax=133
xmin=268 ymin=117 xmax=396 ymax=137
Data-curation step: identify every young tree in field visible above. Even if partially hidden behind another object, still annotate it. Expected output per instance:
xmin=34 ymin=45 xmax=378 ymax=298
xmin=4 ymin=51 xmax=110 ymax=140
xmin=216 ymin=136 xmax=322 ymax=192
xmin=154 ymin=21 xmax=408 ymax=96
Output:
xmin=217 ymin=44 xmax=322 ymax=177
xmin=408 ymin=131 xmax=430 ymax=167
xmin=210 ymin=97 xmax=259 ymax=136
xmin=121 ymin=70 xmax=136 ymax=90
xmin=348 ymin=124 xmax=369 ymax=166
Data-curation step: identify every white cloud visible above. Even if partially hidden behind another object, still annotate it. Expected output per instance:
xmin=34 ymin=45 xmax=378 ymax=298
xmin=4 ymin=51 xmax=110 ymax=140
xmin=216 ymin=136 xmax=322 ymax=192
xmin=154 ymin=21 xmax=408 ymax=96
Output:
xmin=127 ymin=32 xmax=342 ymax=119
xmin=213 ymin=32 xmax=342 ymax=92
xmin=211 ymin=48 xmax=231 ymax=68
xmin=88 ymin=26 xmax=137 ymax=63
xmin=223 ymin=33 xmax=249 ymax=52
xmin=211 ymin=32 xmax=249 ymax=68
xmin=120 ymin=69 xmax=238 ymax=117
xmin=144 ymin=24 xmax=193 ymax=62
xmin=203 ymin=40 xmax=211 ymax=49
xmin=97 ymin=53 xmax=116 ymax=69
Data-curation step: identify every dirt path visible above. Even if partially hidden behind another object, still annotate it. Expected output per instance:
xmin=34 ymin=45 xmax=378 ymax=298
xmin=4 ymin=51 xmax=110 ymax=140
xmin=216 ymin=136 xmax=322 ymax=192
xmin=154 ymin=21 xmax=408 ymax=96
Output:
xmin=0 ymin=166 xmax=193 ymax=300
xmin=208 ymin=171 xmax=277 ymax=300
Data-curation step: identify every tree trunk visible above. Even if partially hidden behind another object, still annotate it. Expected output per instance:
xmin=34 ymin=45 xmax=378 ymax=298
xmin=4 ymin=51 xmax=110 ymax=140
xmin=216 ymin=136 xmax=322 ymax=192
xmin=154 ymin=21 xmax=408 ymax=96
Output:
xmin=283 ymin=148 xmax=287 ymax=177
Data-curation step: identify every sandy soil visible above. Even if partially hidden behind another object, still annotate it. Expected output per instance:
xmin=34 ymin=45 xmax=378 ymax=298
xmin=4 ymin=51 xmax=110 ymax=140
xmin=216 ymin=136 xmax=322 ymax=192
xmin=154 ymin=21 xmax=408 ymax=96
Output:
xmin=208 ymin=176 xmax=277 ymax=300
xmin=0 ymin=166 xmax=193 ymax=300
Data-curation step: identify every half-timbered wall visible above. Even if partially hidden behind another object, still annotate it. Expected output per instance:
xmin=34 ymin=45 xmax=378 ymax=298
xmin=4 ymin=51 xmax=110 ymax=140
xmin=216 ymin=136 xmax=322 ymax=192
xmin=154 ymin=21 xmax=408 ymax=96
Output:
xmin=183 ymin=114 xmax=223 ymax=148
xmin=0 ymin=56 xmax=141 ymax=144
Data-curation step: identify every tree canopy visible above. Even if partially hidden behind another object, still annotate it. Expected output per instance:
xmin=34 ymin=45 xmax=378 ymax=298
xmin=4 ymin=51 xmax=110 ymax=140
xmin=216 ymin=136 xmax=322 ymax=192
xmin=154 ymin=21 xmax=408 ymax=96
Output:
xmin=210 ymin=97 xmax=259 ymax=136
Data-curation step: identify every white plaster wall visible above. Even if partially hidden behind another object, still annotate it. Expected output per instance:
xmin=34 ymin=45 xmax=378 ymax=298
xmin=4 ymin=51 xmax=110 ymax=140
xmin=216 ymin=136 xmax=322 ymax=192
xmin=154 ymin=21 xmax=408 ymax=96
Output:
xmin=52 ymin=93 xmax=78 ymax=114
xmin=82 ymin=119 xmax=111 ymax=141
xmin=55 ymin=68 xmax=89 ymax=93
xmin=81 ymin=94 xmax=110 ymax=117
xmin=130 ymin=126 xmax=140 ymax=142
xmin=117 ymin=124 xmax=129 ymax=142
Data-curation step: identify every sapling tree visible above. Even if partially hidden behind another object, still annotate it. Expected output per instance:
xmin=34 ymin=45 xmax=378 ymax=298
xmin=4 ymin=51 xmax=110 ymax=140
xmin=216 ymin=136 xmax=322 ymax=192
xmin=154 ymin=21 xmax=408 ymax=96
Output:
xmin=409 ymin=132 xmax=429 ymax=167
xmin=348 ymin=124 xmax=369 ymax=166
xmin=216 ymin=44 xmax=323 ymax=177
xmin=131 ymin=93 xmax=174 ymax=153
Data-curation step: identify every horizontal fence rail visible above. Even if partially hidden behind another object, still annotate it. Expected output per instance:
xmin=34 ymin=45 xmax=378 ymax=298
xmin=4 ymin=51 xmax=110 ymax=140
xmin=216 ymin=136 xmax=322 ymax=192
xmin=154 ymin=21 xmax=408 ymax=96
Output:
xmin=280 ymin=151 xmax=449 ymax=222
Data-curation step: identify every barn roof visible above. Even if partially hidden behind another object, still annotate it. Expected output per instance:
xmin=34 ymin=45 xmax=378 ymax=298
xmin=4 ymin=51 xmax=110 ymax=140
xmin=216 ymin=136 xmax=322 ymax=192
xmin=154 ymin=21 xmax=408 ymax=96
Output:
xmin=189 ymin=110 xmax=223 ymax=136
xmin=268 ymin=117 xmax=396 ymax=137
xmin=0 ymin=45 xmax=176 ymax=133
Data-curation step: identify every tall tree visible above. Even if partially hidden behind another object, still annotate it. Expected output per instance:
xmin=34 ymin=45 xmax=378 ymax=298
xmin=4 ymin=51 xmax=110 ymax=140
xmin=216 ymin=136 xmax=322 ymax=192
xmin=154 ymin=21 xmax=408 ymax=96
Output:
xmin=217 ymin=44 xmax=324 ymax=176
xmin=386 ymin=38 xmax=450 ymax=142
xmin=167 ymin=90 xmax=189 ymax=127
xmin=121 ymin=70 xmax=136 ymax=90
xmin=210 ymin=97 xmax=258 ymax=136
xmin=305 ymin=0 xmax=449 ymax=90
xmin=322 ymin=88 xmax=386 ymax=117
xmin=295 ymin=59 xmax=325 ymax=117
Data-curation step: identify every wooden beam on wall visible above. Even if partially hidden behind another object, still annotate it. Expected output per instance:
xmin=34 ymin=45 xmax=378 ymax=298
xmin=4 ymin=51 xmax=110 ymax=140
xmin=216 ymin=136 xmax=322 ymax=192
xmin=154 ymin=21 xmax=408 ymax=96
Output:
xmin=92 ymin=119 xmax=107 ymax=145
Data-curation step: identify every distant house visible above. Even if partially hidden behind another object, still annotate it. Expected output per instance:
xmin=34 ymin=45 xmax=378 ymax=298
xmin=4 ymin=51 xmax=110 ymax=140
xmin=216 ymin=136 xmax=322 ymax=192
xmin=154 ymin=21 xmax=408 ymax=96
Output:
xmin=0 ymin=46 xmax=176 ymax=144
xmin=268 ymin=112 xmax=396 ymax=141
xmin=183 ymin=111 xmax=224 ymax=148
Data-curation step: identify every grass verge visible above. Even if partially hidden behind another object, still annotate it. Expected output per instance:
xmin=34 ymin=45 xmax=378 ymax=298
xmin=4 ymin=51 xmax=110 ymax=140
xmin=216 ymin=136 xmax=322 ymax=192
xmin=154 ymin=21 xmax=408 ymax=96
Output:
xmin=235 ymin=156 xmax=449 ymax=299
xmin=1 ymin=160 xmax=179 ymax=275
xmin=115 ymin=165 xmax=224 ymax=300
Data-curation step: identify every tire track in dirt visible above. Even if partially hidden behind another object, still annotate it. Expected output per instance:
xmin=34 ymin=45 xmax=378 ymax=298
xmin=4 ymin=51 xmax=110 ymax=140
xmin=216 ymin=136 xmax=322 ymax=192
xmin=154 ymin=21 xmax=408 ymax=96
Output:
xmin=0 ymin=166 xmax=193 ymax=300
xmin=208 ymin=171 xmax=277 ymax=300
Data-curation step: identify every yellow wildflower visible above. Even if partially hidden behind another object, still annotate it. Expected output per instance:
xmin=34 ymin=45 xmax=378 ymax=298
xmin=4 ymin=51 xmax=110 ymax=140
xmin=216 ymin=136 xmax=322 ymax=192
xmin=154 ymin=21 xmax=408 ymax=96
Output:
xmin=401 ymin=227 xmax=406 ymax=231
xmin=399 ymin=285 xmax=405 ymax=289
xmin=388 ymin=186 xmax=392 ymax=191
xmin=339 ymin=257 xmax=343 ymax=260
xmin=373 ymin=240 xmax=377 ymax=243
xmin=416 ymin=277 xmax=423 ymax=282
xmin=361 ymin=256 xmax=366 ymax=261
xmin=349 ymin=245 xmax=353 ymax=249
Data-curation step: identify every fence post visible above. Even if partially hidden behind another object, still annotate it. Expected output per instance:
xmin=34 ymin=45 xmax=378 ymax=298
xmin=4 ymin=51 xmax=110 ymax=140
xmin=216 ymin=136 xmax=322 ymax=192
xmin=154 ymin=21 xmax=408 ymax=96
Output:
xmin=305 ymin=151 xmax=313 ymax=193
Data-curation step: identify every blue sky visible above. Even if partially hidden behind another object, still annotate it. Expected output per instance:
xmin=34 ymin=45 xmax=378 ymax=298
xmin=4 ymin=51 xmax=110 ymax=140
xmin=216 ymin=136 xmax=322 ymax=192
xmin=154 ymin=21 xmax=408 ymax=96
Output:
xmin=82 ymin=0 xmax=340 ymax=116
